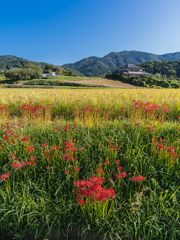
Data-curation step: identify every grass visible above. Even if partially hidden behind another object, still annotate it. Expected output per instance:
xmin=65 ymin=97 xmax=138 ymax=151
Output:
xmin=0 ymin=76 xmax=139 ymax=89
xmin=0 ymin=89 xmax=180 ymax=239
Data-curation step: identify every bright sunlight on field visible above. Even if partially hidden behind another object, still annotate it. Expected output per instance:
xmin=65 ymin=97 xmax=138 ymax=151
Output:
xmin=0 ymin=89 xmax=180 ymax=240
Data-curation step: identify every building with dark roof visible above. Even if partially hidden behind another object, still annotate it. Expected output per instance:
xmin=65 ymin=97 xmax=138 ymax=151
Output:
xmin=116 ymin=64 xmax=153 ymax=77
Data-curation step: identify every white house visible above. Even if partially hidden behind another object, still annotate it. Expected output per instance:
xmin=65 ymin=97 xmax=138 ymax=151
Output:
xmin=42 ymin=72 xmax=56 ymax=77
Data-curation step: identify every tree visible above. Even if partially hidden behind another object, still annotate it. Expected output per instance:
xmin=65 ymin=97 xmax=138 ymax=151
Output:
xmin=24 ymin=64 xmax=43 ymax=79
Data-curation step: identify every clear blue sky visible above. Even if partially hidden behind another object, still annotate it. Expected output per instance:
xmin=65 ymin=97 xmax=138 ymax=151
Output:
xmin=1 ymin=0 xmax=180 ymax=65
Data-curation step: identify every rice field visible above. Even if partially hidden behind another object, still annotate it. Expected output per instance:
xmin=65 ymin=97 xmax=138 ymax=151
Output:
xmin=0 ymin=89 xmax=180 ymax=240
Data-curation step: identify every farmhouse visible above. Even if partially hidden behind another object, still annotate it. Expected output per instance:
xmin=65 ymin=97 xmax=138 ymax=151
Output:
xmin=42 ymin=72 xmax=56 ymax=77
xmin=117 ymin=64 xmax=153 ymax=77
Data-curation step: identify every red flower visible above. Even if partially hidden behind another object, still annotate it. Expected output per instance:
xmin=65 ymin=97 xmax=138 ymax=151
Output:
xmin=115 ymin=160 xmax=120 ymax=165
xmin=10 ymin=153 xmax=16 ymax=157
xmin=52 ymin=145 xmax=59 ymax=150
xmin=11 ymin=162 xmax=25 ymax=169
xmin=53 ymin=127 xmax=58 ymax=130
xmin=31 ymin=157 xmax=36 ymax=160
xmin=0 ymin=173 xmax=10 ymax=180
xmin=65 ymin=127 xmax=70 ymax=131
xmin=117 ymin=166 xmax=123 ymax=172
xmin=25 ymin=161 xmax=36 ymax=166
xmin=130 ymin=176 xmax=146 ymax=182
xmin=28 ymin=147 xmax=35 ymax=153
xmin=74 ymin=167 xmax=80 ymax=171
xmin=115 ymin=172 xmax=128 ymax=179
xmin=42 ymin=143 xmax=48 ymax=147
xmin=64 ymin=170 xmax=69 ymax=175
xmin=46 ymin=166 xmax=51 ymax=169
xmin=104 ymin=160 xmax=110 ymax=164
xmin=96 ymin=168 xmax=104 ymax=173
xmin=77 ymin=199 xmax=86 ymax=205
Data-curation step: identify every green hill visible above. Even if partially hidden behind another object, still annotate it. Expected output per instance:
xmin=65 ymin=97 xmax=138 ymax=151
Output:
xmin=138 ymin=60 xmax=180 ymax=77
xmin=0 ymin=55 xmax=47 ymax=70
xmin=62 ymin=50 xmax=180 ymax=76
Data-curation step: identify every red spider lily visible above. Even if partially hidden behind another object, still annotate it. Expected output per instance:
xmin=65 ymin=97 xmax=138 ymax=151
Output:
xmin=135 ymin=123 xmax=141 ymax=126
xmin=74 ymin=167 xmax=80 ymax=171
xmin=117 ymin=166 xmax=123 ymax=172
xmin=28 ymin=147 xmax=35 ymax=153
xmin=74 ymin=175 xmax=116 ymax=204
xmin=104 ymin=160 xmax=110 ymax=164
xmin=0 ymin=173 xmax=10 ymax=180
xmin=42 ymin=143 xmax=48 ymax=147
xmin=52 ymin=145 xmax=59 ymax=150
xmin=10 ymin=153 xmax=16 ymax=157
xmin=108 ymin=139 xmax=113 ymax=142
xmin=46 ymin=166 xmax=51 ymax=169
xmin=115 ymin=160 xmax=120 ymax=165
xmin=115 ymin=172 xmax=128 ymax=179
xmin=130 ymin=176 xmax=146 ymax=182
xmin=65 ymin=127 xmax=70 ymax=131
xmin=25 ymin=161 xmax=36 ymax=166
xmin=79 ymin=147 xmax=83 ymax=151
xmin=96 ymin=168 xmax=104 ymax=173
xmin=11 ymin=162 xmax=25 ymax=169
xmin=31 ymin=157 xmax=36 ymax=160
xmin=64 ymin=170 xmax=69 ymax=175
xmin=108 ymin=145 xmax=114 ymax=149
xmin=146 ymin=127 xmax=151 ymax=130
xmin=53 ymin=127 xmax=58 ymax=130
xmin=21 ymin=138 xmax=29 ymax=142
xmin=77 ymin=199 xmax=86 ymax=205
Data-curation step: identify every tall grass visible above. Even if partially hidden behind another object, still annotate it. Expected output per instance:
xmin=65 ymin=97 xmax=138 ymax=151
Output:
xmin=0 ymin=89 xmax=180 ymax=239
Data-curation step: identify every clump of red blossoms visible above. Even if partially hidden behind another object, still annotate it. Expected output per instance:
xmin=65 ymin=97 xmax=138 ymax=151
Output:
xmin=74 ymin=176 xmax=116 ymax=205
xmin=0 ymin=173 xmax=10 ymax=180
xmin=130 ymin=176 xmax=146 ymax=182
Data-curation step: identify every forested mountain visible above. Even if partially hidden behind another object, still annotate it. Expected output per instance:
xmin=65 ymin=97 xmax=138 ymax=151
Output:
xmin=138 ymin=60 xmax=180 ymax=77
xmin=62 ymin=51 xmax=180 ymax=76
xmin=0 ymin=55 xmax=47 ymax=70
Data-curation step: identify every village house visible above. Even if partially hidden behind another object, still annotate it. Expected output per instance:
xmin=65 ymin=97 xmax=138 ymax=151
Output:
xmin=117 ymin=64 xmax=153 ymax=77
xmin=42 ymin=72 xmax=56 ymax=77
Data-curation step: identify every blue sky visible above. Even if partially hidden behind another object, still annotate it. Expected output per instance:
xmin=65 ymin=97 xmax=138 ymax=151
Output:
xmin=1 ymin=0 xmax=180 ymax=65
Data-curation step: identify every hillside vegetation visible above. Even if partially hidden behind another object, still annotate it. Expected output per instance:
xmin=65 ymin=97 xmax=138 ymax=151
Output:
xmin=62 ymin=50 xmax=180 ymax=76
xmin=0 ymin=55 xmax=47 ymax=70
xmin=138 ymin=59 xmax=180 ymax=77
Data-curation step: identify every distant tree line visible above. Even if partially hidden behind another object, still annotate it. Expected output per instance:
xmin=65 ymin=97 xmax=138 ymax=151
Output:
xmin=4 ymin=64 xmax=78 ymax=80
xmin=138 ymin=60 xmax=180 ymax=78
xmin=43 ymin=64 xmax=78 ymax=76
xmin=4 ymin=65 xmax=43 ymax=80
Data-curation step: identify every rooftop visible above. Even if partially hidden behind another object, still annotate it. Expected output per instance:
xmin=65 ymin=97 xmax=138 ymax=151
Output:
xmin=121 ymin=64 xmax=144 ymax=69
xmin=116 ymin=70 xmax=153 ymax=76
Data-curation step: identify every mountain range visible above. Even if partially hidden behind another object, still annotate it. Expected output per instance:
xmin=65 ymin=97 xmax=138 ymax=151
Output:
xmin=61 ymin=51 xmax=180 ymax=76
xmin=1 ymin=51 xmax=180 ymax=77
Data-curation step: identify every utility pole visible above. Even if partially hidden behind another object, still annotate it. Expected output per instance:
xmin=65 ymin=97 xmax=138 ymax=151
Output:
xmin=152 ymin=65 xmax=153 ymax=74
